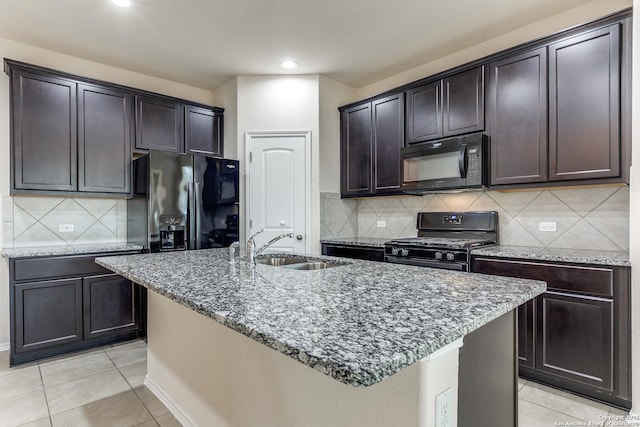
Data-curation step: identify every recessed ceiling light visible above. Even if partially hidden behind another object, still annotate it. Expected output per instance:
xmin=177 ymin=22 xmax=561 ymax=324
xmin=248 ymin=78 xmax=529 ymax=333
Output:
xmin=111 ymin=0 xmax=132 ymax=7
xmin=280 ymin=60 xmax=298 ymax=70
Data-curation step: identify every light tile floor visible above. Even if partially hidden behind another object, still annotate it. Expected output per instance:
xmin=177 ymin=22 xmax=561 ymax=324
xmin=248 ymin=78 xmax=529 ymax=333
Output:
xmin=518 ymin=378 xmax=634 ymax=427
xmin=0 ymin=340 xmax=635 ymax=426
xmin=0 ymin=340 xmax=180 ymax=427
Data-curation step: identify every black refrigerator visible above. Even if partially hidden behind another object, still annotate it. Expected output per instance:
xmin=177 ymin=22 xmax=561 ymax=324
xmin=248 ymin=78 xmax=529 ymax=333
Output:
xmin=127 ymin=151 xmax=239 ymax=252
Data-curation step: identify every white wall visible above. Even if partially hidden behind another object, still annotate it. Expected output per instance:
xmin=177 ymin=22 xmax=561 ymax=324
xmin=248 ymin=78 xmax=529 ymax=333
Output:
xmin=212 ymin=77 xmax=239 ymax=161
xmin=630 ymin=0 xmax=640 ymax=416
xmin=319 ymin=76 xmax=357 ymax=193
xmin=236 ymin=75 xmax=321 ymax=253
xmin=0 ymin=37 xmax=217 ymax=348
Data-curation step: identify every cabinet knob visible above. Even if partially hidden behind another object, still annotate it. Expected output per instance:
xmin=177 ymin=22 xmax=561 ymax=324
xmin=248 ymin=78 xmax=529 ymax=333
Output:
xmin=296 ymin=234 xmax=303 ymax=241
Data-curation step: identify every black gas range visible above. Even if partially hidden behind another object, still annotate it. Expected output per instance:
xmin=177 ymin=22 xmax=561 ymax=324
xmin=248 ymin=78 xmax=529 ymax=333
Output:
xmin=384 ymin=211 xmax=498 ymax=271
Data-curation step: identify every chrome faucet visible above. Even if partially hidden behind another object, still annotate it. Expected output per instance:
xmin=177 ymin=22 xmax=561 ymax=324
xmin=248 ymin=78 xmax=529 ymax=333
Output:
xmin=246 ymin=229 xmax=265 ymax=264
xmin=248 ymin=231 xmax=295 ymax=264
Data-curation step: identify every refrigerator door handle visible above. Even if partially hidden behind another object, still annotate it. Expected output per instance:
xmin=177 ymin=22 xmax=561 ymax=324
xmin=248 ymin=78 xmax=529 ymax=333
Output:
xmin=187 ymin=182 xmax=196 ymax=250
xmin=194 ymin=181 xmax=202 ymax=249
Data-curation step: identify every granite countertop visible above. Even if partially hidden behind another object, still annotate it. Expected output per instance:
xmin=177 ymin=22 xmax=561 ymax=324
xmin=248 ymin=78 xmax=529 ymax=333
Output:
xmin=97 ymin=249 xmax=545 ymax=387
xmin=320 ymin=237 xmax=389 ymax=248
xmin=1 ymin=243 xmax=144 ymax=259
xmin=471 ymin=245 xmax=630 ymax=267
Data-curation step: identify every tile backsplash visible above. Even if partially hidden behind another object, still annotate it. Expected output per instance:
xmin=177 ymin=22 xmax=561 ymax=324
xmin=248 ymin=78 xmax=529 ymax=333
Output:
xmin=2 ymin=196 xmax=127 ymax=248
xmin=321 ymin=185 xmax=629 ymax=251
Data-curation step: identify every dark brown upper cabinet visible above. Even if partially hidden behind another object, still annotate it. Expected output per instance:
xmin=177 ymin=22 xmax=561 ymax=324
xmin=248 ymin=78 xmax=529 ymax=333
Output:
xmin=10 ymin=69 xmax=78 ymax=192
xmin=135 ymin=95 xmax=184 ymax=153
xmin=488 ymin=48 xmax=548 ymax=185
xmin=405 ymin=66 xmax=484 ymax=145
xmin=340 ymin=93 xmax=404 ymax=198
xmin=443 ymin=66 xmax=485 ymax=137
xmin=78 ymin=84 xmax=132 ymax=193
xmin=373 ymin=93 xmax=405 ymax=194
xmin=185 ymin=105 xmax=223 ymax=157
xmin=405 ymin=80 xmax=443 ymax=143
xmin=549 ymin=24 xmax=621 ymax=182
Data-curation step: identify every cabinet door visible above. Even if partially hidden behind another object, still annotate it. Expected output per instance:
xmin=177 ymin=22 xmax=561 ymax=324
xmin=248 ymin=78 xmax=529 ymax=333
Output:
xmin=185 ymin=106 xmax=223 ymax=156
xmin=14 ymin=278 xmax=83 ymax=353
xmin=78 ymin=84 xmax=132 ymax=193
xmin=340 ymin=103 xmax=372 ymax=196
xmin=549 ymin=24 xmax=621 ymax=181
xmin=443 ymin=66 xmax=484 ymax=137
xmin=83 ymin=274 xmax=139 ymax=340
xmin=517 ymin=300 xmax=535 ymax=369
xmin=405 ymin=81 xmax=443 ymax=143
xmin=489 ymin=48 xmax=548 ymax=185
xmin=135 ymin=95 xmax=184 ymax=152
xmin=536 ymin=291 xmax=613 ymax=391
xmin=11 ymin=70 xmax=77 ymax=191
xmin=373 ymin=93 xmax=404 ymax=194
xmin=471 ymin=257 xmax=535 ymax=368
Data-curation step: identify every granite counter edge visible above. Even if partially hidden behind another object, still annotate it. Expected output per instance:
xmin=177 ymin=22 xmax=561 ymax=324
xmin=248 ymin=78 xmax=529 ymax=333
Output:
xmin=96 ymin=257 xmax=545 ymax=387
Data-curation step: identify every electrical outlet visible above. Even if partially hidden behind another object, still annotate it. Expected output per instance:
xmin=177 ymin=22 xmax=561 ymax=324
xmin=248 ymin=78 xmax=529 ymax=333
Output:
xmin=538 ymin=221 xmax=557 ymax=232
xmin=435 ymin=388 xmax=452 ymax=427
xmin=376 ymin=220 xmax=386 ymax=228
xmin=58 ymin=224 xmax=74 ymax=232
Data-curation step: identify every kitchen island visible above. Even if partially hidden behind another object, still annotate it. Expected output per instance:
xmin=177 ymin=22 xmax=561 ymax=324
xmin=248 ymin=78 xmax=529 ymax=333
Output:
xmin=97 ymin=249 xmax=545 ymax=427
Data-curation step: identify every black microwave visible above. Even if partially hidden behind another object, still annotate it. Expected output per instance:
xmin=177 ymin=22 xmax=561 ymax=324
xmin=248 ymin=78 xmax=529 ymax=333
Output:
xmin=401 ymin=133 xmax=488 ymax=193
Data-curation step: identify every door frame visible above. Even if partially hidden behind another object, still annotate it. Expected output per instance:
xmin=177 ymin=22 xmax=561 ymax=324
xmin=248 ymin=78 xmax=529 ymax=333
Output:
xmin=244 ymin=131 xmax=312 ymax=254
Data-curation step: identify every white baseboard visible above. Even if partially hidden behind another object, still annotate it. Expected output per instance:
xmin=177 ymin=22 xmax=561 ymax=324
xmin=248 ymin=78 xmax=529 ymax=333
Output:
xmin=144 ymin=375 xmax=195 ymax=427
xmin=0 ymin=342 xmax=9 ymax=352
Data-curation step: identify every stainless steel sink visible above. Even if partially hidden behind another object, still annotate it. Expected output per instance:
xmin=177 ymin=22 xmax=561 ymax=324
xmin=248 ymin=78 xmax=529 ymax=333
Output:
xmin=255 ymin=256 xmax=307 ymax=266
xmin=255 ymin=255 xmax=349 ymax=270
xmin=282 ymin=262 xmax=331 ymax=270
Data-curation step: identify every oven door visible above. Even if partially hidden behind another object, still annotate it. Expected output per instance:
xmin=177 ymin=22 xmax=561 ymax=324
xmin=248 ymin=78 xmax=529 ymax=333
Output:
xmin=401 ymin=133 xmax=486 ymax=193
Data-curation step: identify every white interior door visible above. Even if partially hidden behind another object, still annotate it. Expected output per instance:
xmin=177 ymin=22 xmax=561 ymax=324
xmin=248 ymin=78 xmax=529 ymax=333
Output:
xmin=246 ymin=131 xmax=310 ymax=253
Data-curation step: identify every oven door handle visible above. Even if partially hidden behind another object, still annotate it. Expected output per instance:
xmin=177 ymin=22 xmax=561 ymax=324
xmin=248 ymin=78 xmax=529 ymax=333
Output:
xmin=458 ymin=144 xmax=468 ymax=178
xmin=385 ymin=256 xmax=466 ymax=271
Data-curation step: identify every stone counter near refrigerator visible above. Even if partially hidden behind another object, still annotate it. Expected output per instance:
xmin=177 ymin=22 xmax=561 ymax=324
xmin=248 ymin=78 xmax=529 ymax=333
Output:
xmin=1 ymin=242 xmax=143 ymax=259
xmin=97 ymin=249 xmax=545 ymax=427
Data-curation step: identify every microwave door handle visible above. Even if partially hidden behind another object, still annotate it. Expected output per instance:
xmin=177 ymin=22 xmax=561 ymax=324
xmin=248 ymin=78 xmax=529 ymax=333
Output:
xmin=458 ymin=144 xmax=468 ymax=178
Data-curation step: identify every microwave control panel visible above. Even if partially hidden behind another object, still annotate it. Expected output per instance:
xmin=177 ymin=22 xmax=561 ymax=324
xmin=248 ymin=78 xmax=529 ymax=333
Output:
xmin=468 ymin=147 xmax=480 ymax=175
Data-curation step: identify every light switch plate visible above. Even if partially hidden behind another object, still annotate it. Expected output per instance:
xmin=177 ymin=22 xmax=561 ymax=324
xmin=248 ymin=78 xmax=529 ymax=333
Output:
xmin=538 ymin=222 xmax=557 ymax=232
xmin=58 ymin=224 xmax=74 ymax=232
xmin=376 ymin=220 xmax=386 ymax=228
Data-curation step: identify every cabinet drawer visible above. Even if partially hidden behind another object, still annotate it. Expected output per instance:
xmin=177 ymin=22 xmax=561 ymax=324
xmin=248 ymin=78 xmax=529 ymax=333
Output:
xmin=11 ymin=252 xmax=138 ymax=282
xmin=473 ymin=258 xmax=613 ymax=297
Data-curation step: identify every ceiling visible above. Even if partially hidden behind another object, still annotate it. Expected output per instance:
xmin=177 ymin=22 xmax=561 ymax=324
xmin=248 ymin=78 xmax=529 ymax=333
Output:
xmin=0 ymin=0 xmax=601 ymax=91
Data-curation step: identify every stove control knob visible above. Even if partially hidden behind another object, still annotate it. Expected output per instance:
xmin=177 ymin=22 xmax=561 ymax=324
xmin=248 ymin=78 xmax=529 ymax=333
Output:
xmin=401 ymin=249 xmax=409 ymax=257
xmin=391 ymin=247 xmax=399 ymax=256
xmin=446 ymin=252 xmax=455 ymax=261
xmin=435 ymin=252 xmax=443 ymax=260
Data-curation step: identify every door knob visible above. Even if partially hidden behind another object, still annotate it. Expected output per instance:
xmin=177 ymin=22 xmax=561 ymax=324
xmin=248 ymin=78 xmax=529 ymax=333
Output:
xmin=296 ymin=234 xmax=303 ymax=240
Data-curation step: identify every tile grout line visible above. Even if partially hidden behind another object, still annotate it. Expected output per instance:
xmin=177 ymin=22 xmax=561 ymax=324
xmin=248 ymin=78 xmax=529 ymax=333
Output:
xmin=36 ymin=359 xmax=53 ymax=426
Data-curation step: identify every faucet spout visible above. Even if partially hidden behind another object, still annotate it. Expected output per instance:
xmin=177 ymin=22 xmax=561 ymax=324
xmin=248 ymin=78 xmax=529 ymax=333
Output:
xmin=252 ymin=232 xmax=295 ymax=263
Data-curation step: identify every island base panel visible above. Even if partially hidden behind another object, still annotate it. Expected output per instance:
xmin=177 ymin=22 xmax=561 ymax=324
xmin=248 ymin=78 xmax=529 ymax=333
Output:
xmin=144 ymin=292 xmax=462 ymax=427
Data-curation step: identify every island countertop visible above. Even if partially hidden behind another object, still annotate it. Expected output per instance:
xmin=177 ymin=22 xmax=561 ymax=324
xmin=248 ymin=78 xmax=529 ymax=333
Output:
xmin=96 ymin=249 xmax=545 ymax=387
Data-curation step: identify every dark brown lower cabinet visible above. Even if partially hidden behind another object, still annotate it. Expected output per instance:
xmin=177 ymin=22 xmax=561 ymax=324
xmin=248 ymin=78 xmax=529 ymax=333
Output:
xmin=471 ymin=256 xmax=630 ymax=408
xmin=83 ymin=274 xmax=138 ymax=340
xmin=9 ymin=252 xmax=143 ymax=365
xmin=14 ymin=278 xmax=83 ymax=353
